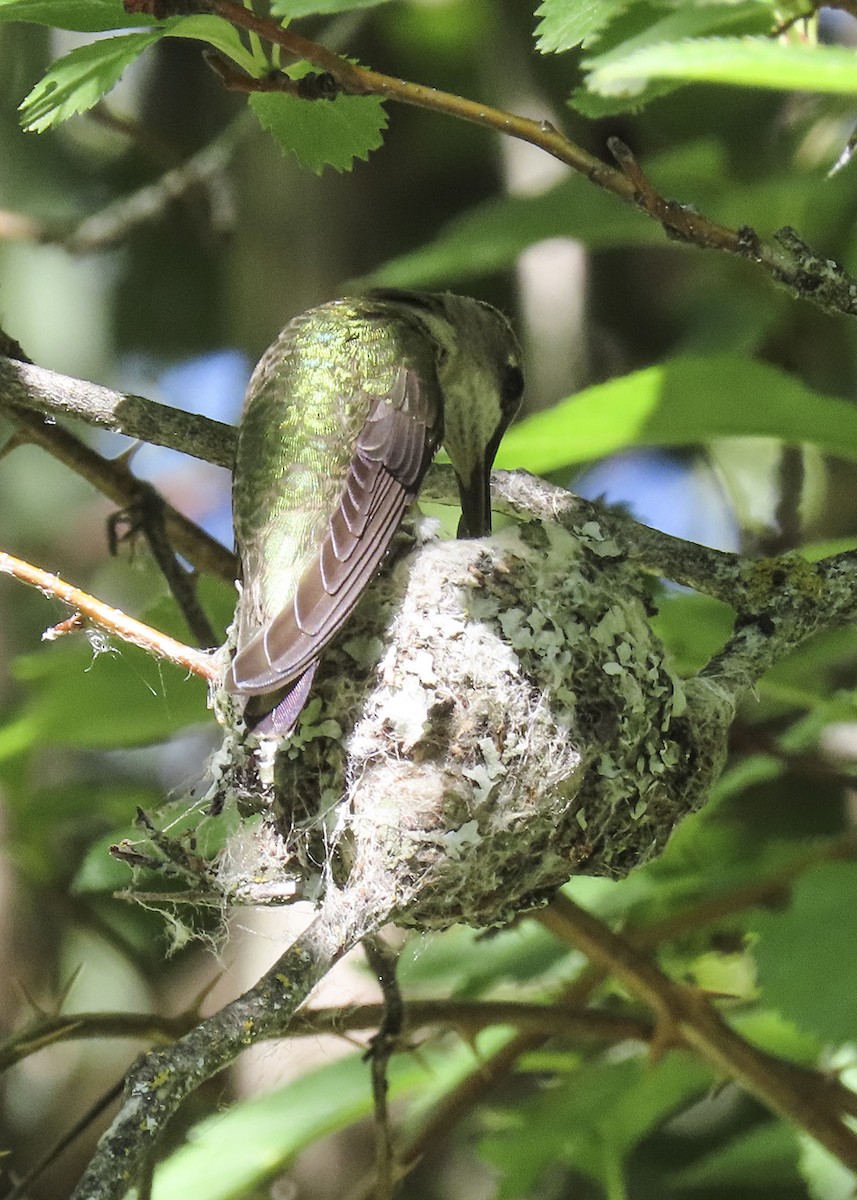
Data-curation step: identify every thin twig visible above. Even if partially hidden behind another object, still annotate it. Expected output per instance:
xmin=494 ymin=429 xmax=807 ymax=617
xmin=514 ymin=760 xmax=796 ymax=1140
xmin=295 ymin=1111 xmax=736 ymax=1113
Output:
xmin=2 ymin=398 xmax=235 ymax=583
xmin=3 ymin=1076 xmax=127 ymax=1200
xmin=0 ymin=111 xmax=247 ymax=253
xmin=0 ymin=550 xmax=219 ymax=682
xmin=108 ymin=482 xmax=219 ymax=647
xmin=362 ymin=934 xmax=404 ymax=1200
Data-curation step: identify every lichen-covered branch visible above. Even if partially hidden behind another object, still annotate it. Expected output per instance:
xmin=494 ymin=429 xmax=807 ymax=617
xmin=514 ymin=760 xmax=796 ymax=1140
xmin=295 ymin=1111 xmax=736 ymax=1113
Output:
xmin=9 ymin=347 xmax=857 ymax=705
xmin=0 ymin=354 xmax=234 ymax=468
xmin=1 ymin=357 xmax=236 ymax=581
xmin=69 ymin=891 xmax=380 ymax=1200
xmin=484 ymin=468 xmax=857 ymax=697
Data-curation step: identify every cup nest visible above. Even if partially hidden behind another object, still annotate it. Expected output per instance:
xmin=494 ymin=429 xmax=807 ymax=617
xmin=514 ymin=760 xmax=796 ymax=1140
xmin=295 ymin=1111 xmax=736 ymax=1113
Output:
xmin=212 ymin=515 xmax=733 ymax=931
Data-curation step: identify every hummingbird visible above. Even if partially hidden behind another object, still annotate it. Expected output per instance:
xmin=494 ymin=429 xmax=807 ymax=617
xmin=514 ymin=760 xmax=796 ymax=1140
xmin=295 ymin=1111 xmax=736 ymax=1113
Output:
xmin=225 ymin=289 xmax=524 ymax=735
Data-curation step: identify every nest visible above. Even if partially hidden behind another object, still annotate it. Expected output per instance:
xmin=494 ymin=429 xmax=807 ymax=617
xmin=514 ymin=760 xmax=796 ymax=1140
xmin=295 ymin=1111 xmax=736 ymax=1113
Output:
xmin=213 ymin=514 xmax=733 ymax=931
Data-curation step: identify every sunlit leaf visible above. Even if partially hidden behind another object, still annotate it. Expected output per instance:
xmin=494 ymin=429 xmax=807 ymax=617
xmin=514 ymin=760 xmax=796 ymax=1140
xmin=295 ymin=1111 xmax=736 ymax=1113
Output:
xmin=0 ymin=0 xmax=158 ymax=30
xmin=19 ymin=31 xmax=161 ymax=132
xmin=165 ymin=15 xmax=258 ymax=77
xmin=534 ymin=0 xmax=631 ymax=52
xmin=496 ymin=357 xmax=857 ymax=473
xmin=249 ymin=89 xmax=387 ymax=173
xmin=588 ymin=36 xmax=857 ymax=98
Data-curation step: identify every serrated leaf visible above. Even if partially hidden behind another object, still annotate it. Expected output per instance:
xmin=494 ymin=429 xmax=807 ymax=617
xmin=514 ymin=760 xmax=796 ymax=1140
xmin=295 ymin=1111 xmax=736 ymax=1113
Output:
xmin=494 ymin=357 xmax=857 ymax=474
xmin=0 ymin=0 xmax=158 ymax=31
xmin=588 ymin=36 xmax=857 ymax=97
xmin=165 ymin=14 xmax=258 ymax=76
xmin=570 ymin=76 xmax=682 ymax=116
xmin=754 ymin=862 xmax=857 ymax=1043
xmin=578 ymin=3 xmax=773 ymax=105
xmin=272 ymin=0 xmax=391 ymax=14
xmin=19 ymin=31 xmax=162 ymax=133
xmin=248 ymin=89 xmax=386 ymax=173
xmin=534 ymin=0 xmax=631 ymax=52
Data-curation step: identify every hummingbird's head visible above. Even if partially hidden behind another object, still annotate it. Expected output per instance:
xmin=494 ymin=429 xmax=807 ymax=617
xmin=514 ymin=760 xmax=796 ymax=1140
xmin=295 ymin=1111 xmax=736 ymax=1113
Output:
xmin=428 ymin=293 xmax=524 ymax=538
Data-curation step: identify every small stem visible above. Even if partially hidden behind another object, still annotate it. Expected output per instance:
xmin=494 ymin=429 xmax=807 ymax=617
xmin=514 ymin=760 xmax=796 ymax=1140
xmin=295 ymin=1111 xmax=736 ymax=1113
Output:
xmin=110 ymin=482 xmax=219 ymax=648
xmin=190 ymin=0 xmax=857 ymax=320
xmin=0 ymin=549 xmax=219 ymax=682
xmin=362 ymin=934 xmax=404 ymax=1200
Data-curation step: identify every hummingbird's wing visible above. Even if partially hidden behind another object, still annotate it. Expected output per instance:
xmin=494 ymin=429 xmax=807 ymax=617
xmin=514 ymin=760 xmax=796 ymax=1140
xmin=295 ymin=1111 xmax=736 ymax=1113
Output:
xmin=229 ymin=367 xmax=441 ymax=696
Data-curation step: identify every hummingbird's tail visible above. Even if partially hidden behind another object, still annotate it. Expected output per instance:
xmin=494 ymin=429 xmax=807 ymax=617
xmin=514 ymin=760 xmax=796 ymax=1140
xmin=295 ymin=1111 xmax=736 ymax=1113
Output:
xmin=243 ymin=662 xmax=318 ymax=736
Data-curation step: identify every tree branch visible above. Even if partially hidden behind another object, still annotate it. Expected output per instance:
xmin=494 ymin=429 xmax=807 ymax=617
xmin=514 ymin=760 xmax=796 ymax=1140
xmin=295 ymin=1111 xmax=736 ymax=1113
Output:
xmin=1 ymin=357 xmax=237 ymax=581
xmin=0 ymin=549 xmax=219 ymax=682
xmin=0 ymin=110 xmax=247 ymax=253
xmin=10 ymin=349 xmax=857 ymax=702
xmin=0 ymin=355 xmax=234 ymax=468
xmin=541 ymin=893 xmax=857 ymax=1169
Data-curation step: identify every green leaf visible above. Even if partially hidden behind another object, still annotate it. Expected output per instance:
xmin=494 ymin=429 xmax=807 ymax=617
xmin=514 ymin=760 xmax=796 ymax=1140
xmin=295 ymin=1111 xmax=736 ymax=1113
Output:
xmin=576 ymin=3 xmax=774 ymax=108
xmin=272 ymin=0 xmax=391 ymax=14
xmin=754 ymin=862 xmax=857 ymax=1043
xmin=534 ymin=0 xmax=631 ymax=52
xmin=0 ymin=0 xmax=158 ymax=31
xmin=480 ymin=1053 xmax=713 ymax=1196
xmin=19 ymin=31 xmax=162 ymax=133
xmin=398 ymin=921 xmax=567 ymax=997
xmin=799 ymin=1133 xmax=857 ymax=1200
xmin=248 ymin=89 xmax=387 ymax=173
xmin=494 ymin=357 xmax=857 ymax=474
xmin=670 ymin=1122 xmax=801 ymax=1191
xmin=358 ymin=172 xmax=660 ymax=289
xmin=588 ymin=36 xmax=857 ymax=98
xmin=165 ymin=14 xmax=258 ymax=77
xmin=9 ymin=638 xmax=208 ymax=748
xmin=570 ymin=76 xmax=681 ymax=116
xmin=151 ymin=1050 xmax=428 ymax=1200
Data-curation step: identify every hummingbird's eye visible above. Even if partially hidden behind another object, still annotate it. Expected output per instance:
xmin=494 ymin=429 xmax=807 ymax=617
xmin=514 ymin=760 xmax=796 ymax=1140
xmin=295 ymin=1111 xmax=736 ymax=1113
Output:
xmin=500 ymin=364 xmax=524 ymax=411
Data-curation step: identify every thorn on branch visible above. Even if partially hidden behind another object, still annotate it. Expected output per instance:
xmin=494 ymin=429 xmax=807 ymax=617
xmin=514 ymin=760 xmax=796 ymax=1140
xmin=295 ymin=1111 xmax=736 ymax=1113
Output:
xmin=735 ymin=225 xmax=763 ymax=262
xmin=608 ymin=135 xmax=720 ymax=250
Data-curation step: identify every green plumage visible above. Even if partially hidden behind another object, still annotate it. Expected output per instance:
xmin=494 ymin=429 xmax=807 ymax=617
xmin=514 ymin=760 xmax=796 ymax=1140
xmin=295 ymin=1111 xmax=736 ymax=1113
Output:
xmin=228 ymin=290 xmax=523 ymax=733
xmin=233 ymin=297 xmax=439 ymax=639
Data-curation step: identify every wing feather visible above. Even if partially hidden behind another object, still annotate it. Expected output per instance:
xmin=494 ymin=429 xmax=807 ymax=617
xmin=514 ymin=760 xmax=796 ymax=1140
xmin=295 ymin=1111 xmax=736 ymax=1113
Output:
xmin=229 ymin=368 xmax=441 ymax=695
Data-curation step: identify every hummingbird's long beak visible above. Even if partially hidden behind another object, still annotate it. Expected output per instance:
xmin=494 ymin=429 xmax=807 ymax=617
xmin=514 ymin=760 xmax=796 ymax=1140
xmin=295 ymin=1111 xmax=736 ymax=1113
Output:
xmin=456 ymin=456 xmax=493 ymax=539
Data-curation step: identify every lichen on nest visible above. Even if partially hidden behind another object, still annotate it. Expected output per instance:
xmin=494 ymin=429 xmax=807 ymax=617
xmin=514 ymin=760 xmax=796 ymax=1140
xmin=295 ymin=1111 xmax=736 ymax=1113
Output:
xmin=212 ymin=515 xmax=732 ymax=931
